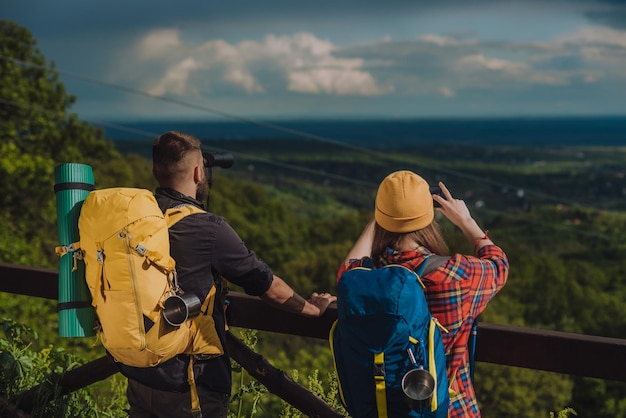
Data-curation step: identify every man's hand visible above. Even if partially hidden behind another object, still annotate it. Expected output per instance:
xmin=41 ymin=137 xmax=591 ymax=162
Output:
xmin=262 ymin=275 xmax=336 ymax=317
xmin=304 ymin=292 xmax=337 ymax=317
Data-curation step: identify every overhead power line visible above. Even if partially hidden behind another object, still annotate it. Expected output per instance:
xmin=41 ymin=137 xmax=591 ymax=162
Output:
xmin=2 ymin=55 xmax=624 ymax=243
xmin=0 ymin=54 xmax=598 ymax=208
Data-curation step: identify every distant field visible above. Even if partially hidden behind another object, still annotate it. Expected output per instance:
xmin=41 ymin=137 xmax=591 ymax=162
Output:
xmin=113 ymin=136 xmax=626 ymax=218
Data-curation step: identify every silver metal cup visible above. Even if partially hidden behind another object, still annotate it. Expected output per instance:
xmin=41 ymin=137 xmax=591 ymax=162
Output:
xmin=162 ymin=292 xmax=202 ymax=326
xmin=402 ymin=347 xmax=436 ymax=410
xmin=402 ymin=366 xmax=435 ymax=410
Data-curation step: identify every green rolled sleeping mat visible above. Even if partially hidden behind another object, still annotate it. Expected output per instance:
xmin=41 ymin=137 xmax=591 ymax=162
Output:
xmin=54 ymin=163 xmax=95 ymax=337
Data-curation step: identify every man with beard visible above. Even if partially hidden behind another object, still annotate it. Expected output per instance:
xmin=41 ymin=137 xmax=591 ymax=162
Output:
xmin=121 ymin=131 xmax=336 ymax=418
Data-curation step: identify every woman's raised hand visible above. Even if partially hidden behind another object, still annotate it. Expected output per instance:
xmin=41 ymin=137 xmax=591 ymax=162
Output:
xmin=433 ymin=182 xmax=490 ymax=248
xmin=432 ymin=181 xmax=473 ymax=228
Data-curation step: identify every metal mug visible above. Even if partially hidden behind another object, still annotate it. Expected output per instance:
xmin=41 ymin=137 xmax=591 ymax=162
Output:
xmin=401 ymin=366 xmax=435 ymax=411
xmin=162 ymin=292 xmax=202 ymax=326
xmin=402 ymin=367 xmax=435 ymax=410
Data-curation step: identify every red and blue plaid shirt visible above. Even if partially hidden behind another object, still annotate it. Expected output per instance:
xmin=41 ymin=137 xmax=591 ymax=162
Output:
xmin=337 ymin=244 xmax=509 ymax=418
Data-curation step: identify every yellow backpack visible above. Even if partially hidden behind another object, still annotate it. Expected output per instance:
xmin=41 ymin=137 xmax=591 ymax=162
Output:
xmin=56 ymin=188 xmax=225 ymax=415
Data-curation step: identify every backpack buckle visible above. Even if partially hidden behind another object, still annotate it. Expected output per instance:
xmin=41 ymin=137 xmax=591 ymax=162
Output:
xmin=134 ymin=244 xmax=147 ymax=256
xmin=373 ymin=363 xmax=385 ymax=379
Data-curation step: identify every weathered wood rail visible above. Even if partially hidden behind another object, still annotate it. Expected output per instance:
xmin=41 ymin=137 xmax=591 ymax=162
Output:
xmin=1 ymin=263 xmax=626 ymax=415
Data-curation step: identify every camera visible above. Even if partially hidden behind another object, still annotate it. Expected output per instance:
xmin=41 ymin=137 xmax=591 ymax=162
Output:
xmin=429 ymin=186 xmax=443 ymax=198
xmin=203 ymin=151 xmax=234 ymax=169
xmin=430 ymin=186 xmax=444 ymax=207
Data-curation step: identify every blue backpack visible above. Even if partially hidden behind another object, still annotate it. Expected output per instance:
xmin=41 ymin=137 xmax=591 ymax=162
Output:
xmin=330 ymin=257 xmax=450 ymax=418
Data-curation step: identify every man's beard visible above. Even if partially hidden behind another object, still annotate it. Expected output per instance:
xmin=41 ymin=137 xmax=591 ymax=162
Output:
xmin=196 ymin=173 xmax=209 ymax=203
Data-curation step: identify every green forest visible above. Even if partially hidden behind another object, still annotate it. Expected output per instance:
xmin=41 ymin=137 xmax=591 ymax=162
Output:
xmin=1 ymin=20 xmax=625 ymax=417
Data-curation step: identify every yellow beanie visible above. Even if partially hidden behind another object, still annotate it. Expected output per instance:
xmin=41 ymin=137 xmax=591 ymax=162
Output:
xmin=374 ymin=170 xmax=434 ymax=233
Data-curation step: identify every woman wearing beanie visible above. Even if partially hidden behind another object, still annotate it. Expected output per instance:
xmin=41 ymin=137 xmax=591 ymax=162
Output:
xmin=338 ymin=170 xmax=509 ymax=418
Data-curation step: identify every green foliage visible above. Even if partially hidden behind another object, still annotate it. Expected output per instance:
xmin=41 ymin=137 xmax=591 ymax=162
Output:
xmin=0 ymin=295 xmax=56 ymax=351
xmin=549 ymin=407 xmax=577 ymax=417
xmin=210 ymin=172 xmax=369 ymax=292
xmin=230 ymin=329 xmax=268 ymax=418
xmin=0 ymin=211 xmax=42 ymax=266
xmin=0 ymin=318 xmax=127 ymax=418
xmin=229 ymin=329 xmax=347 ymax=418
xmin=0 ymin=20 xmax=151 ymax=268
xmin=278 ymin=369 xmax=347 ymax=418
xmin=571 ymin=378 xmax=626 ymax=418
xmin=476 ymin=364 xmax=573 ymax=418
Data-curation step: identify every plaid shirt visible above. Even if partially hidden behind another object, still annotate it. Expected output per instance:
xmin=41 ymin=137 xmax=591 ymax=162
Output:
xmin=337 ymin=244 xmax=509 ymax=418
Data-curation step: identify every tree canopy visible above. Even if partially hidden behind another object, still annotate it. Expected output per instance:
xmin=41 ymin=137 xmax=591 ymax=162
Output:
xmin=0 ymin=20 xmax=141 ymax=264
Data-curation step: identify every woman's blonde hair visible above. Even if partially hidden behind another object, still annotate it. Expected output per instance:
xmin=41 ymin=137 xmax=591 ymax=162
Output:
xmin=371 ymin=220 xmax=449 ymax=261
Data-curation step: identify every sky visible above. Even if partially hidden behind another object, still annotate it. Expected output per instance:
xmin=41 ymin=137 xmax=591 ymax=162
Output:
xmin=4 ymin=0 xmax=626 ymax=122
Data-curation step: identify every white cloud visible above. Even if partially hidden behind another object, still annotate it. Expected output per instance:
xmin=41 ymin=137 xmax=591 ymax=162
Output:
xmin=458 ymin=54 xmax=571 ymax=85
xmin=288 ymin=68 xmax=390 ymax=95
xmin=458 ymin=53 xmax=527 ymax=75
xmin=456 ymin=54 xmax=571 ymax=86
xmin=149 ymin=58 xmax=198 ymax=96
xmin=439 ymin=86 xmax=455 ymax=97
xmin=557 ymin=26 xmax=626 ymax=78
xmin=417 ymin=34 xmax=475 ymax=47
xmin=364 ymin=29 xmax=620 ymax=93
xmin=137 ymin=29 xmax=183 ymax=59
xmin=132 ymin=30 xmax=387 ymax=97
xmin=560 ymin=26 xmax=626 ymax=49
xmin=225 ymin=69 xmax=265 ymax=94
xmin=446 ymin=49 xmax=576 ymax=89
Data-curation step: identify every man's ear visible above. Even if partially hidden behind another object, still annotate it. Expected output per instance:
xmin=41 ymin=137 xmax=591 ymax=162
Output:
xmin=193 ymin=165 xmax=202 ymax=184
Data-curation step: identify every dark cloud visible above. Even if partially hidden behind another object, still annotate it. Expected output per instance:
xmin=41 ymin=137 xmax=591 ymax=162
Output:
xmin=4 ymin=0 xmax=505 ymax=37
xmin=589 ymin=0 xmax=626 ymax=4
xmin=585 ymin=10 xmax=626 ymax=29
xmin=583 ymin=0 xmax=626 ymax=29
xmin=8 ymin=0 xmax=625 ymax=42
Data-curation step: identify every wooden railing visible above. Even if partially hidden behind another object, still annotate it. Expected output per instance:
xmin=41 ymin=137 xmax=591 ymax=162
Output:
xmin=1 ymin=263 xmax=626 ymax=416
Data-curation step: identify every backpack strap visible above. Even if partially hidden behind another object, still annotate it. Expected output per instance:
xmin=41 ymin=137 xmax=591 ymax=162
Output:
xmin=469 ymin=317 xmax=479 ymax=382
xmin=418 ymin=254 xmax=450 ymax=277
xmin=427 ymin=317 xmax=440 ymax=411
xmin=373 ymin=352 xmax=387 ymax=418
xmin=54 ymin=241 xmax=83 ymax=272
xmin=415 ymin=254 xmax=452 ymax=412
xmin=164 ymin=204 xmax=206 ymax=227
xmin=188 ymin=285 xmax=218 ymax=349
xmin=187 ymin=356 xmax=202 ymax=418
xmin=128 ymin=238 xmax=176 ymax=273
xmin=55 ymin=241 xmax=108 ymax=307
xmin=164 ymin=204 xmax=208 ymax=418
